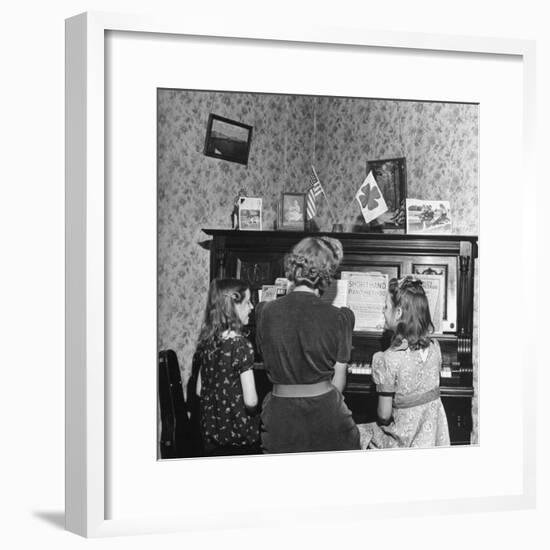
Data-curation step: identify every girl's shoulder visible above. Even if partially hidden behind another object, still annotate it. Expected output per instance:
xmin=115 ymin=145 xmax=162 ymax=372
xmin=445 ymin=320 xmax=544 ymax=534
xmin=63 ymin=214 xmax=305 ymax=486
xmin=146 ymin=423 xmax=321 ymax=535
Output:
xmin=384 ymin=339 xmax=410 ymax=356
xmin=194 ymin=338 xmax=214 ymax=354
xmin=220 ymin=330 xmax=249 ymax=340
xmin=379 ymin=339 xmax=414 ymax=367
xmin=221 ymin=331 xmax=253 ymax=350
xmin=386 ymin=337 xmax=439 ymax=354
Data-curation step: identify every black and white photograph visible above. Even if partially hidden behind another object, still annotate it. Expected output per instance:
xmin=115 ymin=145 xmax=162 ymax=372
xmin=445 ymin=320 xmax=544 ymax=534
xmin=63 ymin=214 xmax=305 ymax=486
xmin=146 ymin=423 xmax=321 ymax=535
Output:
xmin=366 ymin=157 xmax=407 ymax=231
xmin=238 ymin=196 xmax=262 ymax=230
xmin=3 ymin=0 xmax=544 ymax=545
xmin=203 ymin=113 xmax=253 ymax=165
xmin=279 ymin=192 xmax=306 ymax=230
xmin=406 ymin=198 xmax=452 ymax=234
xmin=157 ymin=89 xmax=479 ymax=459
xmin=413 ymin=263 xmax=449 ymax=318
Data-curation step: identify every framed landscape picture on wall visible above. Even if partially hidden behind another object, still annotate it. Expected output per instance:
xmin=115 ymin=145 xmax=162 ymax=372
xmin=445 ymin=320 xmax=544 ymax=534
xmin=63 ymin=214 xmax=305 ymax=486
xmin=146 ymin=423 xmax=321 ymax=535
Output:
xmin=204 ymin=114 xmax=253 ymax=165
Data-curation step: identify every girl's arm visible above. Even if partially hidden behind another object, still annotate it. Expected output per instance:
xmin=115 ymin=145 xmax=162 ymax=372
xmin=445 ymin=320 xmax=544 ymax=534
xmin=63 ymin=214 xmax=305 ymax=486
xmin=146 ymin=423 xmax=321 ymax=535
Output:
xmin=331 ymin=361 xmax=348 ymax=392
xmin=377 ymin=395 xmax=393 ymax=425
xmin=239 ymin=369 xmax=258 ymax=412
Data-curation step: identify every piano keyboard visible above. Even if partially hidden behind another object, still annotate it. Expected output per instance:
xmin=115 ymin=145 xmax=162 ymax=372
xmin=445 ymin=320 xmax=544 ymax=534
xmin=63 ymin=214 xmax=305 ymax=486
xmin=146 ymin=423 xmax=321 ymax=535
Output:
xmin=348 ymin=364 xmax=468 ymax=379
xmin=347 ymin=363 xmax=372 ymax=375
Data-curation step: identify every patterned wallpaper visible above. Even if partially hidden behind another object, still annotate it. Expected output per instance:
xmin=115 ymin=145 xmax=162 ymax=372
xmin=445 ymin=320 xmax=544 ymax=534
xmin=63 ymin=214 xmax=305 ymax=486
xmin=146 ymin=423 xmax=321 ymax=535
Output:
xmin=313 ymin=98 xmax=479 ymax=234
xmin=157 ymin=89 xmax=480 ymax=442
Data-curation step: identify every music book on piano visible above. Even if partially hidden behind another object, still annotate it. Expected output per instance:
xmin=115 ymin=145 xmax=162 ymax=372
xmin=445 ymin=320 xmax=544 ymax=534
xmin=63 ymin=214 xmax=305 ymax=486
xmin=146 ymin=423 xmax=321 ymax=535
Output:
xmin=323 ymin=271 xmax=444 ymax=333
xmin=322 ymin=271 xmax=388 ymax=331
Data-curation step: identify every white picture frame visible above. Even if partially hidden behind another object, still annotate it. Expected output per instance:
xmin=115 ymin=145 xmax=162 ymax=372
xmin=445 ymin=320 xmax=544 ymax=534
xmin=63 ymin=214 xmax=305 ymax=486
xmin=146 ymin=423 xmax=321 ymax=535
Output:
xmin=66 ymin=11 xmax=536 ymax=538
xmin=238 ymin=196 xmax=262 ymax=231
xmin=405 ymin=199 xmax=453 ymax=235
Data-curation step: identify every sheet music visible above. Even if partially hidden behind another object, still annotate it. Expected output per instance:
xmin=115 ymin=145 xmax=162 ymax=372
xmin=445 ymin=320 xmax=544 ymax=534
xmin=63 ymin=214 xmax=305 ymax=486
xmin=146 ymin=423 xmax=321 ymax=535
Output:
xmin=341 ymin=271 xmax=388 ymax=331
xmin=320 ymin=279 xmax=349 ymax=308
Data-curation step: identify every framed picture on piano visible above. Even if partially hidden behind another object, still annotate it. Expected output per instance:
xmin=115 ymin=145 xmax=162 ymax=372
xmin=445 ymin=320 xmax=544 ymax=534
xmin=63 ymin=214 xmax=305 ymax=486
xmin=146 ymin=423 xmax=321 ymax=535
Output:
xmin=278 ymin=192 xmax=306 ymax=231
xmin=366 ymin=157 xmax=407 ymax=232
xmin=412 ymin=263 xmax=449 ymax=320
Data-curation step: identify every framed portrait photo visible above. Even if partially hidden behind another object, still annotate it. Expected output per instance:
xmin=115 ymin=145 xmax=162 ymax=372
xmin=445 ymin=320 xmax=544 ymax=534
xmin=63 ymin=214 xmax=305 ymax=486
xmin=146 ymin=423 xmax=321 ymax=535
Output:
xmin=66 ymin=11 xmax=536 ymax=538
xmin=238 ymin=196 xmax=262 ymax=230
xmin=279 ymin=192 xmax=306 ymax=231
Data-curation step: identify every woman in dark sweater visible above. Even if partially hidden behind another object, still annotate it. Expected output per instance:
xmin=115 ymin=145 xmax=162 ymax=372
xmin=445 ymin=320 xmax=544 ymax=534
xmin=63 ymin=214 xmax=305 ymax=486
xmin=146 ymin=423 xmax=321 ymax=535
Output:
xmin=255 ymin=236 xmax=360 ymax=454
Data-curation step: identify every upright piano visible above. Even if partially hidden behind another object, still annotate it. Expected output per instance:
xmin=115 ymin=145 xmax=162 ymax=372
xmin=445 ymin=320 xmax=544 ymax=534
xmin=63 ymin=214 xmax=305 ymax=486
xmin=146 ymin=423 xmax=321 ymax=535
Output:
xmin=202 ymin=229 xmax=478 ymax=445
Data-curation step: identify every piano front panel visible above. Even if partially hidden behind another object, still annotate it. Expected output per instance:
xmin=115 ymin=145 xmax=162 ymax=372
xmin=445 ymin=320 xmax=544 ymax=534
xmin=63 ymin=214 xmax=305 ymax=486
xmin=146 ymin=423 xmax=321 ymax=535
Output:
xmin=203 ymin=229 xmax=477 ymax=445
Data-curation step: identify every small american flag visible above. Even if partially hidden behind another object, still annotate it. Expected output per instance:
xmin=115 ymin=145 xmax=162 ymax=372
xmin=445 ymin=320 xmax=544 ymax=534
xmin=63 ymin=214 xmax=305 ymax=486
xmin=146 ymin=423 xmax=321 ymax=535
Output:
xmin=306 ymin=165 xmax=324 ymax=219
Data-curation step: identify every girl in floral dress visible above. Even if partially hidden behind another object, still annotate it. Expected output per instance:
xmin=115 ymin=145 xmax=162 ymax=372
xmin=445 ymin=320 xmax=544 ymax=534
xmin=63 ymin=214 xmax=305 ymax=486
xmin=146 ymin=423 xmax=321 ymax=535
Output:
xmin=358 ymin=276 xmax=450 ymax=449
xmin=190 ymin=278 xmax=261 ymax=456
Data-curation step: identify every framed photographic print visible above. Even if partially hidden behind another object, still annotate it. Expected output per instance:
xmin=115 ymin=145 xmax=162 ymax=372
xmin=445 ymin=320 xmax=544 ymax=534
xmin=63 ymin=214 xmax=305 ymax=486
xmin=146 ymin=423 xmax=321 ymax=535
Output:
xmin=412 ymin=264 xmax=449 ymax=319
xmin=204 ymin=114 xmax=253 ymax=165
xmin=238 ymin=196 xmax=262 ymax=230
xmin=66 ymin=10 xmax=535 ymax=538
xmin=406 ymin=199 xmax=452 ymax=234
xmin=279 ymin=192 xmax=306 ymax=231
xmin=366 ymin=157 xmax=407 ymax=232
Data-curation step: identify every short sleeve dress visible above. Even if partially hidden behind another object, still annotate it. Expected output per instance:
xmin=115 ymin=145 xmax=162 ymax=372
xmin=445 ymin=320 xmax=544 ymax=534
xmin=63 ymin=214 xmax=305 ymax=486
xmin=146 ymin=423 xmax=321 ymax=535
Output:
xmin=193 ymin=334 xmax=261 ymax=453
xmin=255 ymin=291 xmax=360 ymax=453
xmin=357 ymin=339 xmax=450 ymax=449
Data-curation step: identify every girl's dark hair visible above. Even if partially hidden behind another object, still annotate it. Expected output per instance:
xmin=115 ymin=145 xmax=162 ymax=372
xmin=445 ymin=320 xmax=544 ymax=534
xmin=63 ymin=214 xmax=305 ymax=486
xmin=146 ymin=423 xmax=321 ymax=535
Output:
xmin=388 ymin=276 xmax=434 ymax=350
xmin=284 ymin=236 xmax=344 ymax=292
xmin=197 ymin=278 xmax=250 ymax=344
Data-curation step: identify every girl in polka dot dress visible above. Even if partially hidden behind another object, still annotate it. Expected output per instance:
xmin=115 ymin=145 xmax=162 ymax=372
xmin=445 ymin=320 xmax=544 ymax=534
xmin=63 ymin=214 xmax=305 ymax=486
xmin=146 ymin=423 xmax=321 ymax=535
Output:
xmin=191 ymin=279 xmax=261 ymax=456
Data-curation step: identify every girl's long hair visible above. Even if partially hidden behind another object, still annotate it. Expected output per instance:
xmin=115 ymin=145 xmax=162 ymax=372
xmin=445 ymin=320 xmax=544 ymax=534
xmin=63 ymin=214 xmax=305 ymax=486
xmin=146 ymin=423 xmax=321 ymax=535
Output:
xmin=197 ymin=278 xmax=250 ymax=345
xmin=388 ymin=276 xmax=434 ymax=350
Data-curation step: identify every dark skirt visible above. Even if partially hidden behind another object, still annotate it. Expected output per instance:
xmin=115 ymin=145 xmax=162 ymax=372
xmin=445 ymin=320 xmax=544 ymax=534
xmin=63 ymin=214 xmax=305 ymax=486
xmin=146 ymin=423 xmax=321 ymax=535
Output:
xmin=260 ymin=387 xmax=360 ymax=454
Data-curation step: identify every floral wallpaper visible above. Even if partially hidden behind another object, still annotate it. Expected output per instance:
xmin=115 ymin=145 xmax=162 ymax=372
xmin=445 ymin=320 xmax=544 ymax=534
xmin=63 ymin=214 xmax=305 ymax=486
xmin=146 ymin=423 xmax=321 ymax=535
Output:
xmin=313 ymin=98 xmax=479 ymax=234
xmin=157 ymin=89 xmax=479 ymax=442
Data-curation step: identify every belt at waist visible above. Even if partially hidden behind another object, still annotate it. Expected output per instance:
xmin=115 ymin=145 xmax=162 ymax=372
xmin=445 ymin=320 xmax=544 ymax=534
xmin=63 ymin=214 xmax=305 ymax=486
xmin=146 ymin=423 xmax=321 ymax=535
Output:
xmin=272 ymin=380 xmax=333 ymax=398
xmin=393 ymin=387 xmax=440 ymax=409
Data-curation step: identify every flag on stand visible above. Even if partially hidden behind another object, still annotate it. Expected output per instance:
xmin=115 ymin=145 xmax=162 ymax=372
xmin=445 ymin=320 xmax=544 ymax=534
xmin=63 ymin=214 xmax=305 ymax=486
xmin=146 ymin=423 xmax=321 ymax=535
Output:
xmin=355 ymin=171 xmax=388 ymax=224
xmin=306 ymin=165 xmax=324 ymax=219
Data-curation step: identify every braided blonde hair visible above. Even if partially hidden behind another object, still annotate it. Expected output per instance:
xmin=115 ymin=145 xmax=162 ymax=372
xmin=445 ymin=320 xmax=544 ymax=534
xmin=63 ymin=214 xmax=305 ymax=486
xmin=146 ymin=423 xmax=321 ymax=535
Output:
xmin=284 ymin=237 xmax=344 ymax=292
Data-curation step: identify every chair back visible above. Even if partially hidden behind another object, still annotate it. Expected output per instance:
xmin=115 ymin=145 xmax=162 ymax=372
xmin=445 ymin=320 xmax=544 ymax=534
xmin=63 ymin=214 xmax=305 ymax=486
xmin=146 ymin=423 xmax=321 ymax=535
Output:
xmin=158 ymin=350 xmax=191 ymax=458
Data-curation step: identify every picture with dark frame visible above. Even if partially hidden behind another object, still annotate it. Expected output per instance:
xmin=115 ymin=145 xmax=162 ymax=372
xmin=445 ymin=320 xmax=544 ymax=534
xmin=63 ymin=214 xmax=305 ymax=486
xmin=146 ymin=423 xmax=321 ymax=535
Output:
xmin=204 ymin=114 xmax=253 ymax=165
xmin=279 ymin=192 xmax=306 ymax=231
xmin=366 ymin=157 xmax=407 ymax=231
xmin=413 ymin=264 xmax=449 ymax=318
